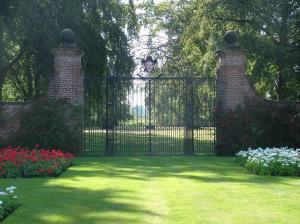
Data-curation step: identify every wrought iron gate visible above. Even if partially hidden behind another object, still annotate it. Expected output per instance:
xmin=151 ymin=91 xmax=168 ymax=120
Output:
xmin=83 ymin=76 xmax=215 ymax=156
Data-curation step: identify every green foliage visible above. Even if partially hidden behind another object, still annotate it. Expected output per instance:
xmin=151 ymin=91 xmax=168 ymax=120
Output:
xmin=0 ymin=186 xmax=21 ymax=222
xmin=10 ymin=99 xmax=83 ymax=152
xmin=2 ymin=158 xmax=72 ymax=178
xmin=1 ymin=161 xmax=20 ymax=178
xmin=217 ymin=101 xmax=300 ymax=156
xmin=151 ymin=0 xmax=300 ymax=100
xmin=151 ymin=79 xmax=215 ymax=127
xmin=0 ymin=0 xmax=137 ymax=101
xmin=21 ymin=159 xmax=72 ymax=178
xmin=236 ymin=148 xmax=300 ymax=176
xmin=245 ymin=159 xmax=300 ymax=176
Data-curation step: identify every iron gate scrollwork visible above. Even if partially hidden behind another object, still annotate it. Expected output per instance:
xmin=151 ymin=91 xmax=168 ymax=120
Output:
xmin=83 ymin=35 xmax=215 ymax=156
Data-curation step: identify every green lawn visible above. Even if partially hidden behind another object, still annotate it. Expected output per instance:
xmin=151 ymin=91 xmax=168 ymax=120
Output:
xmin=1 ymin=157 xmax=300 ymax=224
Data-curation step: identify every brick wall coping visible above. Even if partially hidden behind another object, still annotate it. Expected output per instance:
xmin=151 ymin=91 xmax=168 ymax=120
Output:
xmin=217 ymin=48 xmax=300 ymax=108
xmin=52 ymin=47 xmax=83 ymax=55
xmin=215 ymin=49 xmax=248 ymax=56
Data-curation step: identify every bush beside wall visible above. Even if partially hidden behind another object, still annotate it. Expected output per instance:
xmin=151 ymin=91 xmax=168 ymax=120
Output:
xmin=216 ymin=101 xmax=300 ymax=156
xmin=8 ymin=99 xmax=83 ymax=153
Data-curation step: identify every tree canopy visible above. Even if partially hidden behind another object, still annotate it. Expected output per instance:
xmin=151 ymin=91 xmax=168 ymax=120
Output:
xmin=150 ymin=0 xmax=300 ymax=100
xmin=0 ymin=0 xmax=137 ymax=101
xmin=0 ymin=0 xmax=299 ymax=101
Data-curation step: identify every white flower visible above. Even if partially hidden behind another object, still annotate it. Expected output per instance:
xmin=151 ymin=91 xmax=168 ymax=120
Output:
xmin=236 ymin=147 xmax=300 ymax=171
xmin=0 ymin=192 xmax=7 ymax=196
xmin=6 ymin=186 xmax=17 ymax=193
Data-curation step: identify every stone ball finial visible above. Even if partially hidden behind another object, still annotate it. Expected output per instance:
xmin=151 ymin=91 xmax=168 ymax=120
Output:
xmin=224 ymin=30 xmax=240 ymax=49
xmin=61 ymin=29 xmax=75 ymax=43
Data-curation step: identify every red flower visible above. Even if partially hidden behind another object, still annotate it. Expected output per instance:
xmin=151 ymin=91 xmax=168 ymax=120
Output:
xmin=48 ymin=168 xmax=53 ymax=174
xmin=0 ymin=145 xmax=74 ymax=177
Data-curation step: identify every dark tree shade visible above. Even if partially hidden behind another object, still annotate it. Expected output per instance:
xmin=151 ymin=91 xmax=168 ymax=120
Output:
xmin=0 ymin=0 xmax=138 ymax=102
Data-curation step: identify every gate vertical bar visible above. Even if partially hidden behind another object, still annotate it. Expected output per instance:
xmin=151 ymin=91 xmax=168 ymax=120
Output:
xmin=184 ymin=77 xmax=194 ymax=155
xmin=213 ymin=78 xmax=216 ymax=154
xmin=106 ymin=77 xmax=115 ymax=155
xmin=148 ymin=80 xmax=152 ymax=156
xmin=83 ymin=76 xmax=216 ymax=156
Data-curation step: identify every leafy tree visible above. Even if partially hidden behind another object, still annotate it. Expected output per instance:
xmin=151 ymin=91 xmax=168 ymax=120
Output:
xmin=0 ymin=0 xmax=138 ymax=102
xmin=151 ymin=0 xmax=300 ymax=100
xmin=0 ymin=0 xmax=20 ymax=101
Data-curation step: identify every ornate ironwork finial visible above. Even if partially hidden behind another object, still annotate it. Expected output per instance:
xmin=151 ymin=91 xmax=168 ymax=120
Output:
xmin=141 ymin=56 xmax=157 ymax=73
xmin=224 ymin=30 xmax=240 ymax=49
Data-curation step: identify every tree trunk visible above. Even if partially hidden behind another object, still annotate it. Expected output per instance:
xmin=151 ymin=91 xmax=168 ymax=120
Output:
xmin=276 ymin=72 xmax=286 ymax=100
xmin=0 ymin=75 xmax=4 ymax=102
xmin=25 ymin=56 xmax=33 ymax=99
xmin=0 ymin=27 xmax=4 ymax=101
xmin=34 ymin=73 xmax=41 ymax=98
xmin=275 ymin=2 xmax=289 ymax=100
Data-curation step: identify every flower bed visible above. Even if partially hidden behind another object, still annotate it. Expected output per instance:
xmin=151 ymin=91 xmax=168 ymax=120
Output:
xmin=236 ymin=147 xmax=300 ymax=176
xmin=0 ymin=145 xmax=74 ymax=178
xmin=0 ymin=186 xmax=21 ymax=221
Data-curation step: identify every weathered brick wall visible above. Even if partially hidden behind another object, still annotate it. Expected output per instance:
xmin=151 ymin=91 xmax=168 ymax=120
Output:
xmin=47 ymin=40 xmax=84 ymax=152
xmin=216 ymin=49 xmax=300 ymax=112
xmin=216 ymin=47 xmax=300 ymax=155
xmin=48 ymin=46 xmax=84 ymax=105
xmin=0 ymin=29 xmax=84 ymax=146
xmin=0 ymin=103 xmax=30 ymax=144
xmin=216 ymin=49 xmax=258 ymax=112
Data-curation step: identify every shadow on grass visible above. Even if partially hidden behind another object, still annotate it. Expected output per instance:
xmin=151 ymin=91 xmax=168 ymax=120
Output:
xmin=5 ymin=183 xmax=160 ymax=224
xmin=67 ymin=157 xmax=299 ymax=185
xmin=3 ymin=156 xmax=299 ymax=224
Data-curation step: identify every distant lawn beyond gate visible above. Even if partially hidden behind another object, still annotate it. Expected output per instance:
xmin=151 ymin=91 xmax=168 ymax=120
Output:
xmin=1 ymin=157 xmax=299 ymax=224
xmin=84 ymin=128 xmax=215 ymax=156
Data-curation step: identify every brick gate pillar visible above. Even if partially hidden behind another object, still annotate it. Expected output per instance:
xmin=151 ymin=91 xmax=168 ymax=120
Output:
xmin=48 ymin=29 xmax=84 ymax=153
xmin=48 ymin=29 xmax=84 ymax=105
xmin=216 ymin=31 xmax=255 ymax=112
xmin=215 ymin=31 xmax=256 ymax=155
